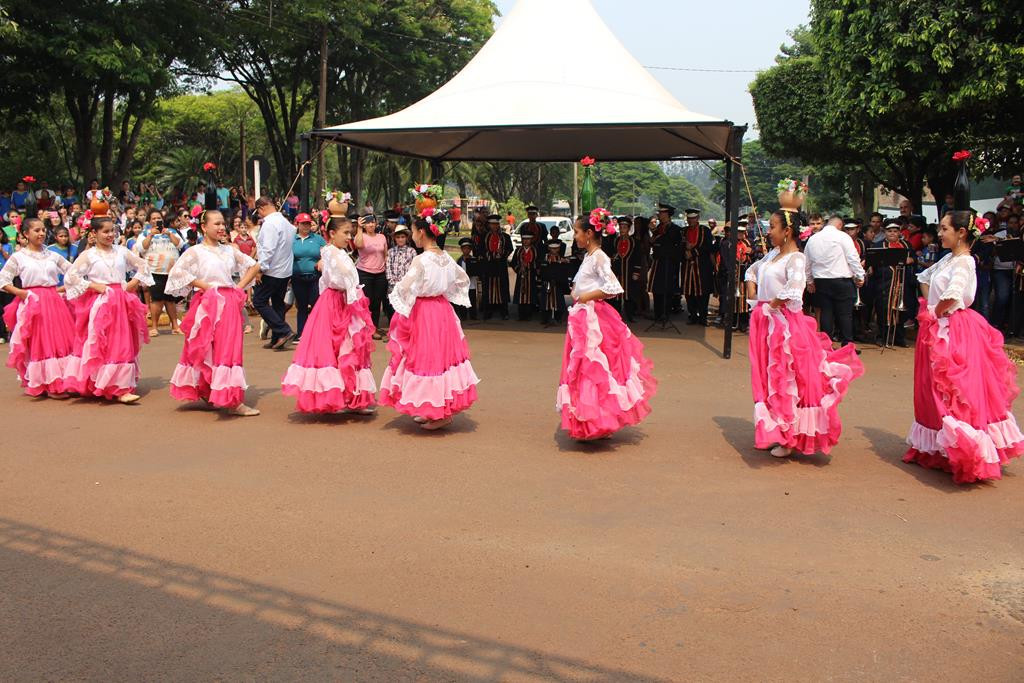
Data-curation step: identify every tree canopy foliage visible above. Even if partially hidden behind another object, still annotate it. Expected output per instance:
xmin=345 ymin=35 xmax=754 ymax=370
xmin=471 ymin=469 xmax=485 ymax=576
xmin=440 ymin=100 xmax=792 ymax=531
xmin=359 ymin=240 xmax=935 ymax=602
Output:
xmin=752 ymin=1 xmax=1024 ymax=216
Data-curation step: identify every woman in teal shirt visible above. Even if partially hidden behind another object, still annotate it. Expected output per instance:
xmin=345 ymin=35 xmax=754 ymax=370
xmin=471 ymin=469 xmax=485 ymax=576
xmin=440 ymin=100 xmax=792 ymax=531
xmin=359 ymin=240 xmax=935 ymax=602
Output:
xmin=291 ymin=213 xmax=326 ymax=341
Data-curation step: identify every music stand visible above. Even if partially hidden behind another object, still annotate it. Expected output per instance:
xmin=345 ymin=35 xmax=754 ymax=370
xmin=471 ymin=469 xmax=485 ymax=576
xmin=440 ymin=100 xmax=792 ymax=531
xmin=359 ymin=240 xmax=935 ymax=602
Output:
xmin=996 ymin=238 xmax=1024 ymax=262
xmin=865 ymin=247 xmax=910 ymax=351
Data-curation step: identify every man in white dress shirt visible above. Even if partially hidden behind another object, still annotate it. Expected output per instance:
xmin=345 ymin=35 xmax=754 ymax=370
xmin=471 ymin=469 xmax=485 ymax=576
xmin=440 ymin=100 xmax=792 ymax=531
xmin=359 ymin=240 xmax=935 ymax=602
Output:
xmin=252 ymin=196 xmax=296 ymax=349
xmin=805 ymin=215 xmax=866 ymax=347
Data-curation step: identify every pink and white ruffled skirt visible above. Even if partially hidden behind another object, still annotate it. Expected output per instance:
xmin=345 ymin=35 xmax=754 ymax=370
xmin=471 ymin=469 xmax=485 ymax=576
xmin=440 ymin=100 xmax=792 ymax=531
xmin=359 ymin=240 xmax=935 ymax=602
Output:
xmin=379 ymin=295 xmax=479 ymax=420
xmin=557 ymin=300 xmax=657 ymax=440
xmin=3 ymin=286 xmax=76 ymax=396
xmin=748 ymin=302 xmax=863 ymax=455
xmin=904 ymin=302 xmax=1024 ymax=483
xmin=170 ymin=287 xmax=248 ymax=408
xmin=281 ymin=288 xmax=377 ymax=413
xmin=67 ymin=284 xmax=148 ymax=399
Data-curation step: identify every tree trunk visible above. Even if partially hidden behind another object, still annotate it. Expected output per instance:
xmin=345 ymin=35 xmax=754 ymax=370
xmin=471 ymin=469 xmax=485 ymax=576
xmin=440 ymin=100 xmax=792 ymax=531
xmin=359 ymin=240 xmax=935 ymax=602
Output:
xmin=848 ymin=171 xmax=874 ymax=219
xmin=99 ymin=92 xmax=115 ymax=185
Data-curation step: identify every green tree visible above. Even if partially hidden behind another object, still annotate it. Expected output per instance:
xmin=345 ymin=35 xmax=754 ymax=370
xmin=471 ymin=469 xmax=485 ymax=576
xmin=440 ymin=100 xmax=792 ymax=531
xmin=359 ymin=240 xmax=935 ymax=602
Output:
xmin=0 ymin=0 xmax=214 ymax=188
xmin=754 ymin=1 xmax=1024 ymax=216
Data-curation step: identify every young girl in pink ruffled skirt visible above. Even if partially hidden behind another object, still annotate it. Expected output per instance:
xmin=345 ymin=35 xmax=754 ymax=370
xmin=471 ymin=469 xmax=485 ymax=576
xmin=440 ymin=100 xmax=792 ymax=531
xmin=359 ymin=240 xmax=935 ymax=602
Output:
xmin=166 ymin=210 xmax=262 ymax=417
xmin=379 ymin=213 xmax=479 ymax=430
xmin=64 ymin=215 xmax=153 ymax=404
xmin=282 ymin=217 xmax=377 ymax=414
xmin=745 ymin=210 xmax=863 ymax=458
xmin=557 ymin=210 xmax=657 ymax=441
xmin=904 ymin=211 xmax=1024 ymax=483
xmin=0 ymin=217 xmax=76 ymax=399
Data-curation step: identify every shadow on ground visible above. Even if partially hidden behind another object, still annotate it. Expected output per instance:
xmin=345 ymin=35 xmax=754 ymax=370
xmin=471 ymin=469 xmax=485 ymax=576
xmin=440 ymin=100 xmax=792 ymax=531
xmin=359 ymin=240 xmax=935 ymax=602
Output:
xmin=0 ymin=517 xmax=662 ymax=681
xmin=713 ymin=416 xmax=830 ymax=469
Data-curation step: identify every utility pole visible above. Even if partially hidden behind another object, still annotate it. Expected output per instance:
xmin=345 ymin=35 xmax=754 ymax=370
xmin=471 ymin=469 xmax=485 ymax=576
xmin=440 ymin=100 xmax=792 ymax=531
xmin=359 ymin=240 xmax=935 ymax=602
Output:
xmin=240 ymin=119 xmax=248 ymax=195
xmin=315 ymin=26 xmax=328 ymax=209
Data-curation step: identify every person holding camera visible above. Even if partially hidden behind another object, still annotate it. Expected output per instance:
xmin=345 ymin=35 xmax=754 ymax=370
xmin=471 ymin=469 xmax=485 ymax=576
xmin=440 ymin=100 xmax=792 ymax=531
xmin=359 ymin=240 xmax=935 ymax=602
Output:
xmin=137 ymin=208 xmax=184 ymax=336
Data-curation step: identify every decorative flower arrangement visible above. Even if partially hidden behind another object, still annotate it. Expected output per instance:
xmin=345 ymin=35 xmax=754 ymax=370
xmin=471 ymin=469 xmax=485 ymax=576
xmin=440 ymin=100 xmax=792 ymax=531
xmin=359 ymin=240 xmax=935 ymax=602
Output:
xmin=323 ymin=189 xmax=352 ymax=204
xmin=203 ymin=161 xmax=217 ymax=172
xmin=970 ymin=215 xmax=989 ymax=238
xmin=580 ymin=156 xmax=596 ymax=167
xmin=410 ymin=184 xmax=444 ymax=202
xmin=776 ymin=178 xmax=809 ymax=196
xmin=83 ymin=209 xmax=94 ymax=221
xmin=21 ymin=175 xmax=36 ymax=184
xmin=588 ymin=207 xmax=617 ymax=236
xmin=952 ymin=150 xmax=971 ymax=162
xmin=419 ymin=205 xmax=449 ymax=236
xmin=100 ymin=187 xmax=113 ymax=201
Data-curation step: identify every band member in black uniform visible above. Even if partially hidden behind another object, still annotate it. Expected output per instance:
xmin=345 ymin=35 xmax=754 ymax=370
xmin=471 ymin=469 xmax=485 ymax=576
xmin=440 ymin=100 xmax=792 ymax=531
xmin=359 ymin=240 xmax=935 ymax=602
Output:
xmin=478 ymin=213 xmax=513 ymax=320
xmin=456 ymin=237 xmax=479 ymax=321
xmin=871 ymin=220 xmax=915 ymax=347
xmin=729 ymin=219 xmax=754 ymax=331
xmin=520 ymin=205 xmax=546 ymax=245
xmin=510 ymin=232 xmax=541 ymax=320
xmin=648 ymin=203 xmax=683 ymax=322
xmin=681 ymin=208 xmax=715 ymax=326
xmin=843 ymin=218 xmax=869 ymax=339
xmin=632 ymin=216 xmax=652 ymax=317
xmin=539 ymin=238 xmax=570 ymax=325
xmin=612 ymin=215 xmax=644 ymax=322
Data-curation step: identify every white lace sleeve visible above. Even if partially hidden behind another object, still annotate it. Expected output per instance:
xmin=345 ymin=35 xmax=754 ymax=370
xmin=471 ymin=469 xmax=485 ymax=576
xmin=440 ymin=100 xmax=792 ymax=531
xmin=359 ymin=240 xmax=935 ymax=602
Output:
xmin=594 ymin=251 xmax=624 ymax=296
xmin=778 ymin=253 xmax=807 ymax=301
xmin=62 ymin=250 xmax=93 ymax=299
xmin=232 ymin=247 xmax=257 ymax=275
xmin=164 ymin=248 xmax=200 ymax=298
xmin=0 ymin=253 xmax=20 ymax=289
xmin=328 ymin=248 xmax=361 ymax=303
xmin=388 ymin=255 xmax=423 ymax=317
xmin=745 ymin=251 xmax=768 ymax=283
xmin=54 ymin=252 xmax=72 ymax=274
xmin=444 ymin=257 xmax=471 ymax=308
xmin=123 ymin=246 xmax=155 ymax=287
xmin=917 ymin=256 xmax=942 ymax=287
xmin=941 ymin=257 xmax=972 ymax=309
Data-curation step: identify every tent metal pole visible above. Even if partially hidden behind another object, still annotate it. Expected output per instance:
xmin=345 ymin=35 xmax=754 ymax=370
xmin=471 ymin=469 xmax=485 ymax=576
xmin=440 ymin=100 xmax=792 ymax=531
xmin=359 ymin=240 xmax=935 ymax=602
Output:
xmin=299 ymin=134 xmax=312 ymax=213
xmin=430 ymin=159 xmax=443 ymax=183
xmin=722 ymin=125 xmax=745 ymax=359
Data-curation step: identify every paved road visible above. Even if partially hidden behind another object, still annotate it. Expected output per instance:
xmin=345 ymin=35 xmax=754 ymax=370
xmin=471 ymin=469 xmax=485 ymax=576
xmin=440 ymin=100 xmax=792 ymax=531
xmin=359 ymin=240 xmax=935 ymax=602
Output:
xmin=1 ymin=318 xmax=1022 ymax=680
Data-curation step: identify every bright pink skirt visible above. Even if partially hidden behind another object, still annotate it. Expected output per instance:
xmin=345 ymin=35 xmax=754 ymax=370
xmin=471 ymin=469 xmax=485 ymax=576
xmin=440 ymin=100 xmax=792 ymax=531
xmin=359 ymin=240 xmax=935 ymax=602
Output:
xmin=557 ymin=300 xmax=657 ymax=440
xmin=281 ymin=289 xmax=377 ymax=413
xmin=748 ymin=303 xmax=863 ymax=455
xmin=170 ymin=287 xmax=248 ymax=408
xmin=379 ymin=295 xmax=479 ymax=420
xmin=904 ymin=302 xmax=1024 ymax=483
xmin=67 ymin=284 xmax=148 ymax=399
xmin=3 ymin=286 xmax=76 ymax=396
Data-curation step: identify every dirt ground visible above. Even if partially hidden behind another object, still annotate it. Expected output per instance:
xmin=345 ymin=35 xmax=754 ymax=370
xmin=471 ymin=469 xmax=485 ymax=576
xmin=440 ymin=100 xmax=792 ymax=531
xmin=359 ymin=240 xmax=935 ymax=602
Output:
xmin=1 ymin=313 xmax=1022 ymax=681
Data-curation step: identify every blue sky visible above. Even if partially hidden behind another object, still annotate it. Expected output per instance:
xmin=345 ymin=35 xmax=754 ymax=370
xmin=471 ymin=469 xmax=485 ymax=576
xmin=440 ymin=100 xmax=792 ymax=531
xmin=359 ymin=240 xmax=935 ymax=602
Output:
xmin=492 ymin=0 xmax=811 ymax=132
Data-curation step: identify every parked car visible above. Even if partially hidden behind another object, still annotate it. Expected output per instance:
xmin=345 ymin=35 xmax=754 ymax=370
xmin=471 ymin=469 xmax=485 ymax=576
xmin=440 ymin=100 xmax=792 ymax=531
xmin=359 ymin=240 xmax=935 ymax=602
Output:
xmin=510 ymin=217 xmax=575 ymax=250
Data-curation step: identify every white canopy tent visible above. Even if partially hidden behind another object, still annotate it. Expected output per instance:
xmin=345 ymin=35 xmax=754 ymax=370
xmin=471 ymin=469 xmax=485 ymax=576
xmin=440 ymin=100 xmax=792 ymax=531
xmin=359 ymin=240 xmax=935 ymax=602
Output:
xmin=310 ymin=0 xmax=736 ymax=161
xmin=304 ymin=0 xmax=747 ymax=357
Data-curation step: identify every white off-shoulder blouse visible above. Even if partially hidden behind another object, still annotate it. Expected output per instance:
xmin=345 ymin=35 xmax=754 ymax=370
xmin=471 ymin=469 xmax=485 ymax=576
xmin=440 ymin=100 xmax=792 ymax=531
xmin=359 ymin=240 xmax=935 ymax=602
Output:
xmin=63 ymin=245 xmax=154 ymax=299
xmin=388 ymin=250 xmax=470 ymax=317
xmin=571 ymin=249 xmax=623 ymax=299
xmin=318 ymin=244 xmax=362 ymax=303
xmin=0 ymin=249 xmax=71 ymax=289
xmin=744 ymin=248 xmax=806 ymax=312
xmin=165 ymin=243 xmax=257 ymax=298
xmin=917 ymin=252 xmax=976 ymax=313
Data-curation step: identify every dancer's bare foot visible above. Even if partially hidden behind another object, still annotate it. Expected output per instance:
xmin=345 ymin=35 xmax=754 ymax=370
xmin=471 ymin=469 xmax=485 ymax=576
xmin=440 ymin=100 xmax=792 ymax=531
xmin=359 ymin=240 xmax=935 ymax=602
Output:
xmin=413 ymin=416 xmax=428 ymax=424
xmin=118 ymin=393 xmax=141 ymax=404
xmin=47 ymin=392 xmax=70 ymax=400
xmin=421 ymin=417 xmax=452 ymax=431
xmin=770 ymin=445 xmax=792 ymax=458
xmin=230 ymin=404 xmax=260 ymax=417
